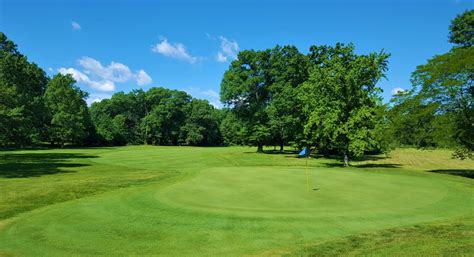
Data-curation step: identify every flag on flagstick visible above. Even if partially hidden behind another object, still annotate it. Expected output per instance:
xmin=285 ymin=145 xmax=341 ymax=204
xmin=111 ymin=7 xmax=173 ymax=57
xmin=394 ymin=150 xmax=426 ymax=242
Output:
xmin=299 ymin=147 xmax=309 ymax=157
xmin=299 ymin=148 xmax=310 ymax=191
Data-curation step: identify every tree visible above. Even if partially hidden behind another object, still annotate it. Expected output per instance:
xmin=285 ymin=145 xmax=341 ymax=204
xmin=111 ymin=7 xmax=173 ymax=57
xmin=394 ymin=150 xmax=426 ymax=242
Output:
xmin=219 ymin=109 xmax=246 ymax=146
xmin=449 ymin=9 xmax=474 ymax=47
xmin=300 ymin=43 xmax=389 ymax=166
xmin=411 ymin=46 xmax=473 ymax=157
xmin=267 ymin=45 xmax=309 ymax=151
xmin=406 ymin=10 xmax=474 ymax=158
xmin=220 ymin=50 xmax=272 ymax=152
xmin=90 ymin=100 xmax=128 ymax=145
xmin=387 ymin=91 xmax=456 ymax=148
xmin=0 ymin=32 xmax=48 ymax=146
xmin=180 ymin=99 xmax=221 ymax=146
xmin=44 ymin=74 xmax=91 ymax=146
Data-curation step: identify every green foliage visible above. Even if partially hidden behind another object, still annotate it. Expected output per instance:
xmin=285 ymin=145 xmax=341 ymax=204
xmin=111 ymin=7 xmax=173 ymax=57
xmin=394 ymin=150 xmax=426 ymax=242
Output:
xmin=0 ymin=32 xmax=48 ymax=146
xmin=300 ymin=43 xmax=389 ymax=163
xmin=267 ymin=45 xmax=309 ymax=151
xmin=219 ymin=109 xmax=246 ymax=146
xmin=44 ymin=74 xmax=91 ymax=146
xmin=411 ymin=47 xmax=474 ymax=152
xmin=180 ymin=99 xmax=221 ymax=146
xmin=387 ymin=91 xmax=457 ymax=148
xmin=221 ymin=49 xmax=272 ymax=152
xmin=449 ymin=9 xmax=474 ymax=47
xmin=221 ymin=46 xmax=309 ymax=152
xmin=90 ymin=87 xmax=222 ymax=146
xmin=386 ymin=10 xmax=473 ymax=158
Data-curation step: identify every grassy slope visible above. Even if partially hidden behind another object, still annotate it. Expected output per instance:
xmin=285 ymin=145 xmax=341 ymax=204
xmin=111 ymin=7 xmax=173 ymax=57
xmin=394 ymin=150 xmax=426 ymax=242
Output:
xmin=0 ymin=146 xmax=472 ymax=256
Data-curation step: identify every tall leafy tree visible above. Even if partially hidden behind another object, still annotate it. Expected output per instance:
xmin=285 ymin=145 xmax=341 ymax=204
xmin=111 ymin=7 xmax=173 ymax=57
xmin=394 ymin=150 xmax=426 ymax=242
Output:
xmin=141 ymin=88 xmax=191 ymax=145
xmin=219 ymin=109 xmax=246 ymax=146
xmin=90 ymin=100 xmax=128 ymax=145
xmin=44 ymin=74 xmax=91 ymax=146
xmin=300 ymin=43 xmax=389 ymax=166
xmin=267 ymin=45 xmax=309 ymax=151
xmin=387 ymin=91 xmax=456 ymax=148
xmin=409 ymin=10 xmax=474 ymax=158
xmin=449 ymin=9 xmax=473 ymax=47
xmin=221 ymin=50 xmax=272 ymax=152
xmin=180 ymin=99 xmax=222 ymax=146
xmin=0 ymin=32 xmax=48 ymax=146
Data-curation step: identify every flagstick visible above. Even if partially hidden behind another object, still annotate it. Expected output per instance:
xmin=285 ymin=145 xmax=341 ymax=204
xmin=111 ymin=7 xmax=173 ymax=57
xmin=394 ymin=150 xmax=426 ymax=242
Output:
xmin=305 ymin=155 xmax=309 ymax=192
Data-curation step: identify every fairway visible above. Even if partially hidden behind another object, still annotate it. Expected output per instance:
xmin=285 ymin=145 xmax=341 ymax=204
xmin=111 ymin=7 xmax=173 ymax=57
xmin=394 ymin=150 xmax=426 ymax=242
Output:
xmin=0 ymin=146 xmax=473 ymax=256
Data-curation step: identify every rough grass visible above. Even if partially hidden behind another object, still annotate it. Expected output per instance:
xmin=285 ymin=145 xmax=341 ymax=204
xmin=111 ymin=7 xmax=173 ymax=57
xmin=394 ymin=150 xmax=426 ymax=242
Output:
xmin=288 ymin=217 xmax=474 ymax=257
xmin=0 ymin=146 xmax=472 ymax=256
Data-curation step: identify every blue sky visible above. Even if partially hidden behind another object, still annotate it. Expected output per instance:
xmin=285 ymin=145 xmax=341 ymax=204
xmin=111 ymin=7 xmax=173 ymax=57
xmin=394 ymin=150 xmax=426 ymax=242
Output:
xmin=1 ymin=0 xmax=472 ymax=107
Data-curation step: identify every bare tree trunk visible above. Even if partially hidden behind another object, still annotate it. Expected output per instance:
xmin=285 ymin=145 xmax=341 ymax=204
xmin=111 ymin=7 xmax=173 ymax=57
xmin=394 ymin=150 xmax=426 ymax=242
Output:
xmin=280 ymin=142 xmax=284 ymax=152
xmin=257 ymin=144 xmax=263 ymax=153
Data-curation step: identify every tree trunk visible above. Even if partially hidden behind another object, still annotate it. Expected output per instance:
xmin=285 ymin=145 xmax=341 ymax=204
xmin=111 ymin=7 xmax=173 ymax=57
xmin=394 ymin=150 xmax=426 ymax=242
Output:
xmin=279 ymin=142 xmax=284 ymax=152
xmin=144 ymin=126 xmax=148 ymax=145
xmin=343 ymin=152 xmax=349 ymax=167
xmin=257 ymin=144 xmax=263 ymax=153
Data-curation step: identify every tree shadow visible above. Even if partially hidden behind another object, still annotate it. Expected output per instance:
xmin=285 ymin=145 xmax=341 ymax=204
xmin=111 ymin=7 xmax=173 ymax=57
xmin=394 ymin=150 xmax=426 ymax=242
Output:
xmin=320 ymin=162 xmax=402 ymax=169
xmin=428 ymin=169 xmax=474 ymax=179
xmin=0 ymin=153 xmax=97 ymax=178
xmin=243 ymin=150 xmax=299 ymax=155
xmin=354 ymin=163 xmax=402 ymax=168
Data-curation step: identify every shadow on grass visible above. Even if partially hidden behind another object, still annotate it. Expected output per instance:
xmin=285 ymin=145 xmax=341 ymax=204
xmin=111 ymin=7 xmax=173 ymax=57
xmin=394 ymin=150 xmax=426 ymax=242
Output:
xmin=319 ymin=161 xmax=401 ymax=169
xmin=243 ymin=150 xmax=299 ymax=155
xmin=0 ymin=153 xmax=97 ymax=178
xmin=355 ymin=163 xmax=402 ymax=168
xmin=428 ymin=169 xmax=474 ymax=179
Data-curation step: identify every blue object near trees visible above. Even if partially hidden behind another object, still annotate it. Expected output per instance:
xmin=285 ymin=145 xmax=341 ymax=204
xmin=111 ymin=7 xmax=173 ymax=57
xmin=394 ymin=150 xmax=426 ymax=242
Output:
xmin=299 ymin=147 xmax=309 ymax=157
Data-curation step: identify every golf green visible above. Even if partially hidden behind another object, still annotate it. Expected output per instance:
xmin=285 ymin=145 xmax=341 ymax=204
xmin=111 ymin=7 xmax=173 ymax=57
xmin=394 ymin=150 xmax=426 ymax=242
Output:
xmin=0 ymin=146 xmax=472 ymax=256
xmin=157 ymin=166 xmax=460 ymax=218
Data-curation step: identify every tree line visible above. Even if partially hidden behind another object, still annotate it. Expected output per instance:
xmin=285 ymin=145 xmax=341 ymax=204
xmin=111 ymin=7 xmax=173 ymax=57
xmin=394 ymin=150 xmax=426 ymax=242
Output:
xmin=1 ymin=10 xmax=472 ymax=163
xmin=0 ymin=33 xmax=223 ymax=147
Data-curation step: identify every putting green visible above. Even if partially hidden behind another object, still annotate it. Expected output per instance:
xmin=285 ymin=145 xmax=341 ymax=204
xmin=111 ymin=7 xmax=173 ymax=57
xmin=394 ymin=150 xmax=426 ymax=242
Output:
xmin=156 ymin=166 xmax=456 ymax=218
xmin=0 ymin=147 xmax=473 ymax=256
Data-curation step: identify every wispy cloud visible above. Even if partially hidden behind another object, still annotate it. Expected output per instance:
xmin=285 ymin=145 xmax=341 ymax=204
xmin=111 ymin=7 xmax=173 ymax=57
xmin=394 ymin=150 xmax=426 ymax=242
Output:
xmin=151 ymin=37 xmax=197 ymax=64
xmin=86 ymin=93 xmax=112 ymax=106
xmin=216 ymin=36 xmax=239 ymax=62
xmin=185 ymin=87 xmax=222 ymax=108
xmin=71 ymin=21 xmax=81 ymax=30
xmin=391 ymin=87 xmax=407 ymax=95
xmin=136 ymin=70 xmax=152 ymax=86
xmin=59 ymin=57 xmax=152 ymax=92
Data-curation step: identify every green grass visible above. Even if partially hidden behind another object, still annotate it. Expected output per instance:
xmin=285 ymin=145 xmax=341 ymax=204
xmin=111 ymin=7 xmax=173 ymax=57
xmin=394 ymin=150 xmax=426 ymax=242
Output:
xmin=0 ymin=146 xmax=473 ymax=256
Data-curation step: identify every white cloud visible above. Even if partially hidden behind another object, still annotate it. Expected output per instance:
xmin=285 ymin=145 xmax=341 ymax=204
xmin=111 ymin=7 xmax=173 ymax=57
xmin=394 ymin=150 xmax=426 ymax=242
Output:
xmin=216 ymin=52 xmax=227 ymax=62
xmin=88 ymin=80 xmax=115 ymax=92
xmin=58 ymin=68 xmax=89 ymax=83
xmin=216 ymin=36 xmax=239 ymax=62
xmin=185 ymin=87 xmax=222 ymax=108
xmin=151 ymin=37 xmax=197 ymax=64
xmin=136 ymin=70 xmax=152 ymax=86
xmin=202 ymin=89 xmax=219 ymax=99
xmin=71 ymin=21 xmax=81 ymax=30
xmin=59 ymin=57 xmax=152 ymax=92
xmin=78 ymin=57 xmax=133 ymax=83
xmin=59 ymin=67 xmax=116 ymax=92
xmin=86 ymin=93 xmax=112 ymax=106
xmin=391 ymin=87 xmax=407 ymax=95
